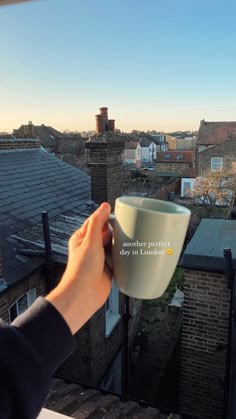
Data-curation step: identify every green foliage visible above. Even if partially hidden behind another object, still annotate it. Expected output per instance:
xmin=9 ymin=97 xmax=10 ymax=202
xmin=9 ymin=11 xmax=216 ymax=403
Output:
xmin=167 ymin=267 xmax=184 ymax=297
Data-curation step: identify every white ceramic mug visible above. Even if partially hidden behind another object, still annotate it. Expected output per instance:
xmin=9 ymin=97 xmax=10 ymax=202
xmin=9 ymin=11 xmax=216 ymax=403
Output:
xmin=108 ymin=196 xmax=191 ymax=299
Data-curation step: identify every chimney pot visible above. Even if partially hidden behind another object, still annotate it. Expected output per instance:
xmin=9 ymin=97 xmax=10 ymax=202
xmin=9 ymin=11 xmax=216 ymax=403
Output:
xmin=99 ymin=107 xmax=108 ymax=121
xmin=95 ymin=114 xmax=105 ymax=134
xmin=109 ymin=119 xmax=115 ymax=132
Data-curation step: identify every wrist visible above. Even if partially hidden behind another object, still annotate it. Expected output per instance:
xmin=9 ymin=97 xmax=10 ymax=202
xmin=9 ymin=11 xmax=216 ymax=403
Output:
xmin=45 ymin=285 xmax=86 ymax=335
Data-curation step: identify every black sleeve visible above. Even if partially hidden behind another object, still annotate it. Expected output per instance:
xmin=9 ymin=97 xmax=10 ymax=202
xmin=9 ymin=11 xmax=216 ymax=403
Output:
xmin=0 ymin=297 xmax=75 ymax=419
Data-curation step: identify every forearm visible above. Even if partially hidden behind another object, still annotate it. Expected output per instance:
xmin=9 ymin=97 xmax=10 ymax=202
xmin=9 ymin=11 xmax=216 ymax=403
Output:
xmin=0 ymin=297 xmax=74 ymax=419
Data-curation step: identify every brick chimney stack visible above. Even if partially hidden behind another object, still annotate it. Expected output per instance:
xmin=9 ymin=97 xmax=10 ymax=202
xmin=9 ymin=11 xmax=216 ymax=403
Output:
xmin=108 ymin=119 xmax=115 ymax=132
xmin=87 ymin=107 xmax=124 ymax=209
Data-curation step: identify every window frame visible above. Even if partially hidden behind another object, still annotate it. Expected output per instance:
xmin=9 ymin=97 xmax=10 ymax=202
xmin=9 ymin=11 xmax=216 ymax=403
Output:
xmin=9 ymin=288 xmax=37 ymax=323
xmin=176 ymin=154 xmax=184 ymax=160
xmin=211 ymin=157 xmax=223 ymax=171
xmin=163 ymin=154 xmax=171 ymax=160
xmin=105 ymin=280 xmax=120 ymax=338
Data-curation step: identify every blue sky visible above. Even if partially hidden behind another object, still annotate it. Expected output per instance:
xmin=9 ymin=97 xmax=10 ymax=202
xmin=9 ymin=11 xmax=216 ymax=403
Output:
xmin=1 ymin=0 xmax=236 ymax=132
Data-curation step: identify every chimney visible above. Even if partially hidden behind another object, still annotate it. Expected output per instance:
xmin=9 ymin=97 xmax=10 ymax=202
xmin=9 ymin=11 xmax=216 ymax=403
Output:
xmin=100 ymin=107 xmax=109 ymax=131
xmin=87 ymin=107 xmax=124 ymax=209
xmin=95 ymin=114 xmax=105 ymax=134
xmin=23 ymin=121 xmax=34 ymax=138
xmin=108 ymin=119 xmax=115 ymax=132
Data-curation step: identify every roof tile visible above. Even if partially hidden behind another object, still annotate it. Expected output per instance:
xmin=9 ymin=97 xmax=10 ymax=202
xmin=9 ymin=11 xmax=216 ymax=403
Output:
xmin=197 ymin=120 xmax=236 ymax=145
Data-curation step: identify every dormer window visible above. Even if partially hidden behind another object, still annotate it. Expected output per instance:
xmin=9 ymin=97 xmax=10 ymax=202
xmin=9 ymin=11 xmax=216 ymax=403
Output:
xmin=163 ymin=154 xmax=171 ymax=160
xmin=176 ymin=155 xmax=184 ymax=160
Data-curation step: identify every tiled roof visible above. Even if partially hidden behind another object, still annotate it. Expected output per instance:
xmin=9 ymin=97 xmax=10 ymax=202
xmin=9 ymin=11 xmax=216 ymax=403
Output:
xmin=33 ymin=124 xmax=63 ymax=147
xmin=156 ymin=151 xmax=193 ymax=164
xmin=125 ymin=142 xmax=139 ymax=149
xmin=139 ymin=139 xmax=152 ymax=147
xmin=0 ymin=147 xmax=91 ymax=290
xmin=11 ymin=210 xmax=92 ymax=265
xmin=196 ymin=120 xmax=236 ymax=145
xmin=44 ymin=378 xmax=181 ymax=419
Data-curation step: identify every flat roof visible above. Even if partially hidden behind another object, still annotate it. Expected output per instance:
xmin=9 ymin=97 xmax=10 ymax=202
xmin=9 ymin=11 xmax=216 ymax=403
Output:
xmin=180 ymin=218 xmax=236 ymax=272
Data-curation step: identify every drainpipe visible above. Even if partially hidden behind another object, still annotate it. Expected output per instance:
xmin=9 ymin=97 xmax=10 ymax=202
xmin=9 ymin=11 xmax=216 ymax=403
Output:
xmin=224 ymin=248 xmax=236 ymax=419
xmin=123 ymin=295 xmax=131 ymax=396
xmin=42 ymin=211 xmax=54 ymax=292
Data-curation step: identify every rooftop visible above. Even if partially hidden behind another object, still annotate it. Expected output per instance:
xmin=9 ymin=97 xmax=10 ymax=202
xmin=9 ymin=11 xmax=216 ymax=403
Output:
xmin=180 ymin=218 xmax=236 ymax=272
xmin=0 ymin=144 xmax=91 ymax=290
xmin=156 ymin=150 xmax=193 ymax=164
xmin=196 ymin=120 xmax=236 ymax=146
xmin=43 ymin=377 xmax=180 ymax=419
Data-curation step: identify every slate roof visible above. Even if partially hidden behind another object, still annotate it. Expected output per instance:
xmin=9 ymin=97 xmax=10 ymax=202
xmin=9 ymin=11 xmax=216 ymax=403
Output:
xmin=11 ymin=210 xmax=91 ymax=265
xmin=196 ymin=120 xmax=236 ymax=146
xmin=139 ymin=139 xmax=152 ymax=147
xmin=180 ymin=219 xmax=236 ymax=272
xmin=0 ymin=145 xmax=91 ymax=291
xmin=125 ymin=142 xmax=139 ymax=149
xmin=44 ymin=378 xmax=181 ymax=419
xmin=33 ymin=124 xmax=63 ymax=148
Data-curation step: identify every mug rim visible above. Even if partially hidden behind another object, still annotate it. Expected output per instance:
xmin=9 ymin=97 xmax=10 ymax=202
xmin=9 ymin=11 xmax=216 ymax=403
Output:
xmin=115 ymin=196 xmax=191 ymax=216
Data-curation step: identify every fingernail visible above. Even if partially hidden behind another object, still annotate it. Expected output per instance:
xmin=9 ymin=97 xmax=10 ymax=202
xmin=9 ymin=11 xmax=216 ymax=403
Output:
xmin=100 ymin=202 xmax=110 ymax=210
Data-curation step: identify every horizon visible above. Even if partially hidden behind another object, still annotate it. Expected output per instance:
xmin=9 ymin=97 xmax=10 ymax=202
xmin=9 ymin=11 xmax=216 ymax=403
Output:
xmin=1 ymin=0 xmax=236 ymax=133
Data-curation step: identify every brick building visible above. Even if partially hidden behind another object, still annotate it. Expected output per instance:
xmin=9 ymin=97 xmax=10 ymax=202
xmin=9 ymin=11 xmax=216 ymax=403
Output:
xmin=13 ymin=121 xmax=88 ymax=170
xmin=196 ymin=120 xmax=236 ymax=175
xmin=180 ymin=218 xmax=235 ymax=419
xmin=13 ymin=122 xmax=62 ymax=153
xmin=156 ymin=150 xmax=194 ymax=176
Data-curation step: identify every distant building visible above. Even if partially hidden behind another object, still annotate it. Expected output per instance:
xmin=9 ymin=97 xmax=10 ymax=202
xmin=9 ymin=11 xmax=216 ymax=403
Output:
xmin=156 ymin=150 xmax=194 ymax=176
xmin=13 ymin=121 xmax=62 ymax=153
xmin=123 ymin=141 xmax=139 ymax=164
xmin=165 ymin=134 xmax=177 ymax=150
xmin=176 ymin=136 xmax=197 ymax=150
xmin=13 ymin=121 xmax=87 ymax=170
xmin=196 ymin=120 xmax=236 ymax=175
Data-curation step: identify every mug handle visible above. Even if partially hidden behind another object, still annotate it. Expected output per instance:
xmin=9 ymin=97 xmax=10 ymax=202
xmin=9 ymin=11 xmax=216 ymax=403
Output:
xmin=104 ymin=214 xmax=115 ymax=270
xmin=108 ymin=214 xmax=115 ymax=226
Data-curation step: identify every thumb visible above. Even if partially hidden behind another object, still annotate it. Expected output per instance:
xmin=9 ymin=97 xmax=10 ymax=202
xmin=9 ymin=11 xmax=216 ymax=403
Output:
xmin=86 ymin=202 xmax=111 ymax=245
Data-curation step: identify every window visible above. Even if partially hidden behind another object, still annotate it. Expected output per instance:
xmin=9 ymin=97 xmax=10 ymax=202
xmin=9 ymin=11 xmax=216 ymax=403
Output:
xmin=176 ymin=154 xmax=184 ymax=160
xmin=9 ymin=288 xmax=37 ymax=322
xmin=163 ymin=154 xmax=171 ymax=160
xmin=211 ymin=157 xmax=223 ymax=171
xmin=105 ymin=280 xmax=120 ymax=337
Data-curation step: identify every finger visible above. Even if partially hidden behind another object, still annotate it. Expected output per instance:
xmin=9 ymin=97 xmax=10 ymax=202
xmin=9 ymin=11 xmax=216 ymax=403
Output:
xmin=102 ymin=223 xmax=113 ymax=246
xmin=69 ymin=217 xmax=90 ymax=247
xmin=86 ymin=202 xmax=111 ymax=245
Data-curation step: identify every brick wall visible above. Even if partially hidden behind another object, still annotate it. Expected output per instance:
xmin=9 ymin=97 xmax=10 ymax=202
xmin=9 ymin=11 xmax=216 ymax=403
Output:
xmin=55 ymin=137 xmax=87 ymax=170
xmin=58 ymin=291 xmax=142 ymax=386
xmin=180 ymin=269 xmax=231 ymax=419
xmin=86 ymin=139 xmax=125 ymax=210
xmin=152 ymin=178 xmax=181 ymax=200
xmin=156 ymin=162 xmax=190 ymax=175
xmin=197 ymin=136 xmax=236 ymax=176
xmin=0 ymin=269 xmax=47 ymax=323
xmin=0 ymin=140 xmax=41 ymax=150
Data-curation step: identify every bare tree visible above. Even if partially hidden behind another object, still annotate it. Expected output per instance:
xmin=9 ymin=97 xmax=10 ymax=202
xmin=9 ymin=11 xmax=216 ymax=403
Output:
xmin=194 ymin=164 xmax=236 ymax=218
